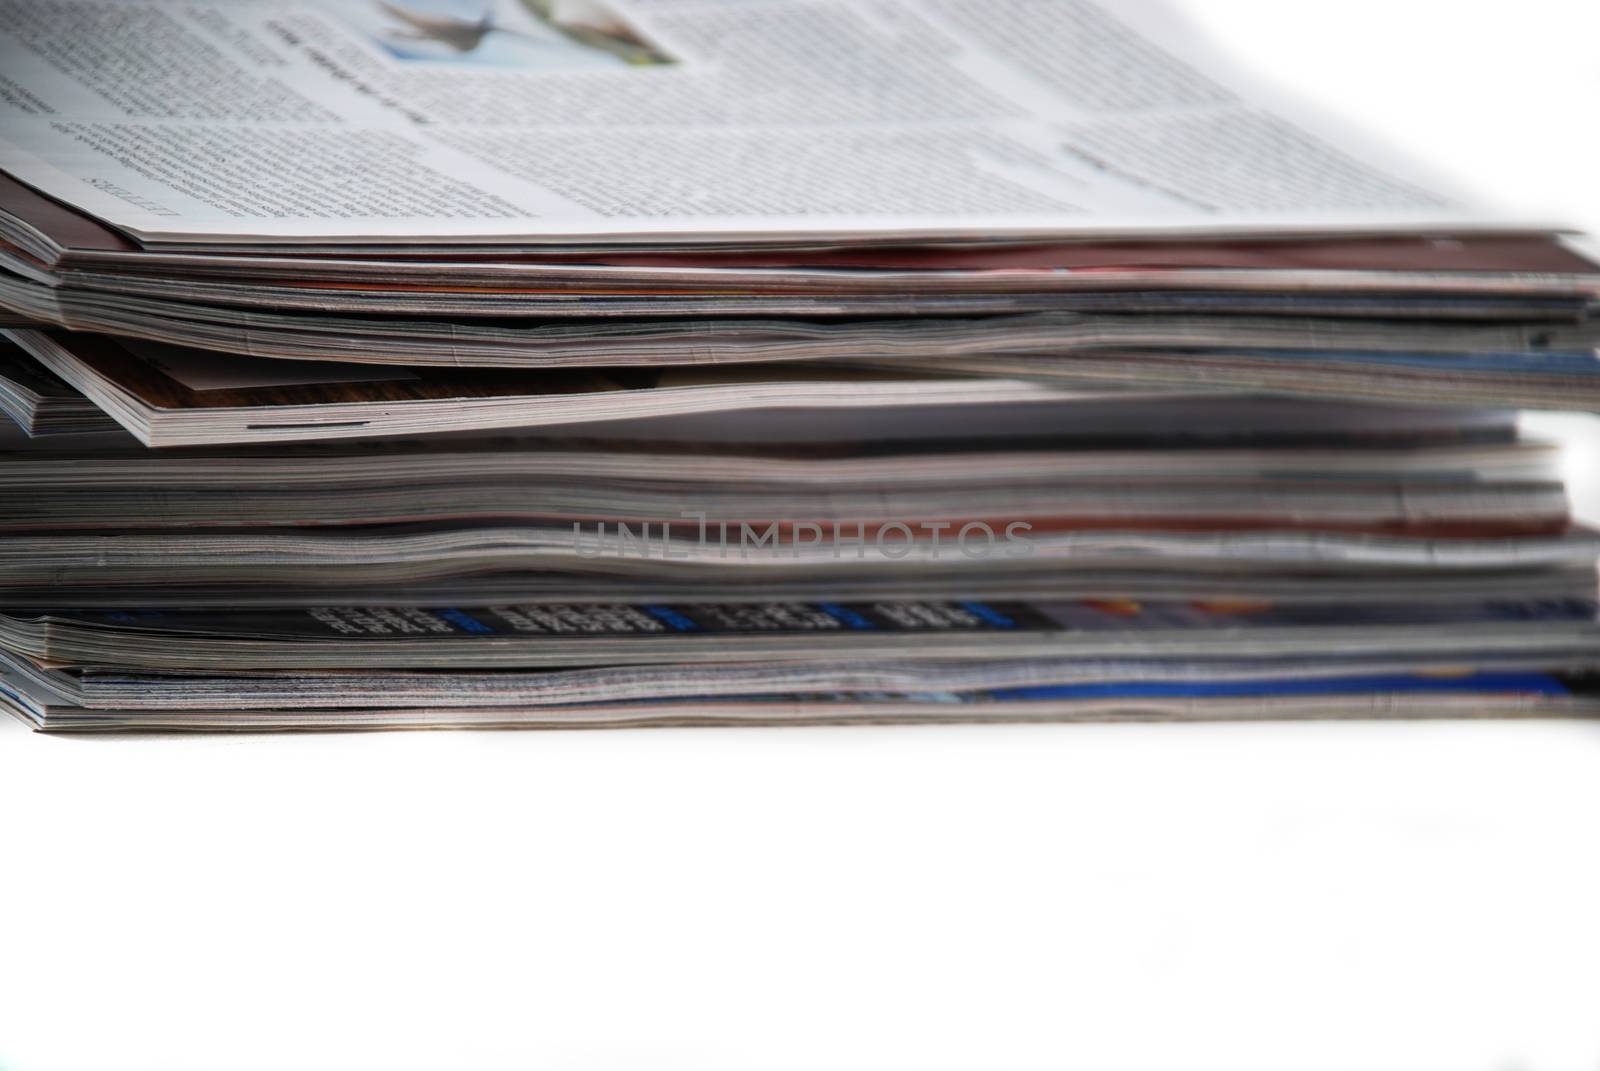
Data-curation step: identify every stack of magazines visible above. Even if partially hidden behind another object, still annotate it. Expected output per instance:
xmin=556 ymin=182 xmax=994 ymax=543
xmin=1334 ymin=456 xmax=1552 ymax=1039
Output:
xmin=0 ymin=0 xmax=1597 ymax=730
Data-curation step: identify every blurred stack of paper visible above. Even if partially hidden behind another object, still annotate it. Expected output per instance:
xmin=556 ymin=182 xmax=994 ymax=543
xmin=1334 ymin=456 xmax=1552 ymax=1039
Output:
xmin=0 ymin=337 xmax=121 ymax=436
xmin=2 ymin=400 xmax=1597 ymax=729
xmin=0 ymin=0 xmax=1595 ymax=730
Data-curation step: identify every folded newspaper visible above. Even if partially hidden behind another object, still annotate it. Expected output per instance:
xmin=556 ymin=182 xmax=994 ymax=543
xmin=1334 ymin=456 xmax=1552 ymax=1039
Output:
xmin=0 ymin=0 xmax=1594 ymax=730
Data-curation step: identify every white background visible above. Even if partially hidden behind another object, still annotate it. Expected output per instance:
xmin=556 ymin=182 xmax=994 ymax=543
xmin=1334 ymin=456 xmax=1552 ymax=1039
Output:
xmin=2 ymin=3 xmax=1599 ymax=1069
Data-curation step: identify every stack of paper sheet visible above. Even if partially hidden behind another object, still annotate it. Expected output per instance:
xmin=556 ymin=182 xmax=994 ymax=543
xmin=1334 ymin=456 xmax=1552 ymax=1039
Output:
xmin=0 ymin=0 xmax=1595 ymax=730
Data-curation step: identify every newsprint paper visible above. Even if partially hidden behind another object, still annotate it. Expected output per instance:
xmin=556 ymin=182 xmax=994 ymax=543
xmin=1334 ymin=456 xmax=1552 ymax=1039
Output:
xmin=0 ymin=0 xmax=1511 ymax=244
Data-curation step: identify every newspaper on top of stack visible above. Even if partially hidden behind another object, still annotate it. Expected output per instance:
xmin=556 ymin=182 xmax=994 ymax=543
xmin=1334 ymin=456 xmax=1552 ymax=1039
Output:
xmin=0 ymin=0 xmax=1595 ymax=730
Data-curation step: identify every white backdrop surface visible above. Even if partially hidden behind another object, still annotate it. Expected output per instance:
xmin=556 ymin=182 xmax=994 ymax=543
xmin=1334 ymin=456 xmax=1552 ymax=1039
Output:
xmin=2 ymin=3 xmax=1599 ymax=1069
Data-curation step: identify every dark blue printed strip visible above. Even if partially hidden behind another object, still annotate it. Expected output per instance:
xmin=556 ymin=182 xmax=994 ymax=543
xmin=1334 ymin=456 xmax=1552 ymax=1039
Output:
xmin=643 ymin=606 xmax=700 ymax=632
xmin=436 ymin=609 xmax=494 ymax=634
xmin=959 ymin=602 xmax=1017 ymax=628
xmin=817 ymin=603 xmax=875 ymax=629
xmin=986 ymin=672 xmax=1572 ymax=701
